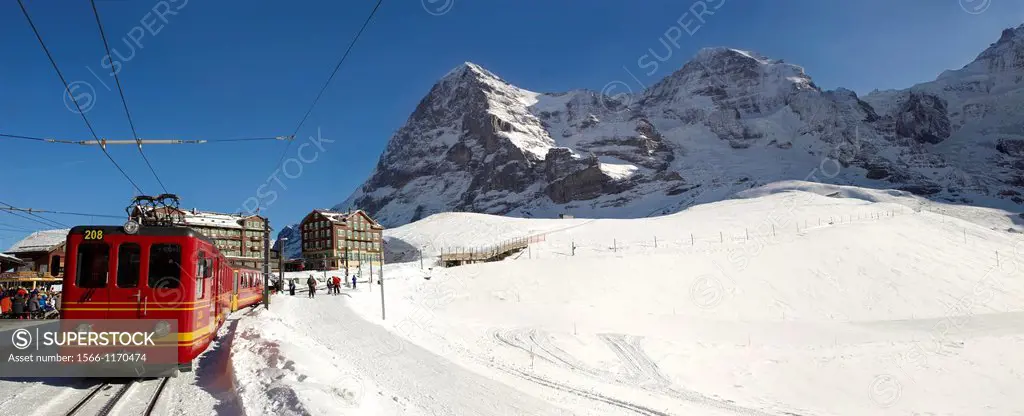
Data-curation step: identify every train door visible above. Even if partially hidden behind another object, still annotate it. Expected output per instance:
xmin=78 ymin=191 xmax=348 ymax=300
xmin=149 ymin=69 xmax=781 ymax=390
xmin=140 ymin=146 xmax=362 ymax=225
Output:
xmin=112 ymin=241 xmax=145 ymax=318
xmin=148 ymin=242 xmax=186 ymax=318
xmin=212 ymin=257 xmax=220 ymax=324
xmin=66 ymin=232 xmax=114 ymax=319
xmin=232 ymin=270 xmax=239 ymax=311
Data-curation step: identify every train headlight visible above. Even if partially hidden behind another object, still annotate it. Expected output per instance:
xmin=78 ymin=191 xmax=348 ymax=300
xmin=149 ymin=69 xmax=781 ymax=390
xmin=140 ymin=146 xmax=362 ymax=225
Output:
xmin=75 ymin=323 xmax=92 ymax=333
xmin=123 ymin=220 xmax=140 ymax=235
xmin=154 ymin=320 xmax=171 ymax=338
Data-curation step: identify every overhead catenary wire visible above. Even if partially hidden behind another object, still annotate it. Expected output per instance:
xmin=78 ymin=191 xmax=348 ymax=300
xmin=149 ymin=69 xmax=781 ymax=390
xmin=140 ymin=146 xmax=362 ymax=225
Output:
xmin=90 ymin=0 xmax=168 ymax=194
xmin=273 ymin=0 xmax=384 ymax=168
xmin=0 ymin=208 xmax=68 ymax=229
xmin=17 ymin=0 xmax=145 ymax=195
xmin=0 ymin=133 xmax=77 ymax=144
xmin=0 ymin=206 xmax=123 ymax=219
xmin=1 ymin=132 xmax=288 ymax=145
xmin=0 ymin=201 xmax=70 ymax=228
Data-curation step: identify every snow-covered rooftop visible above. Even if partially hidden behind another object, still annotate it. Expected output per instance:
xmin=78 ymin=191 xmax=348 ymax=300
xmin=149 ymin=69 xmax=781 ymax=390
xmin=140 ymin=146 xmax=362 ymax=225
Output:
xmin=5 ymin=229 xmax=70 ymax=254
xmin=0 ymin=252 xmax=24 ymax=264
xmin=314 ymin=209 xmax=381 ymax=227
xmin=318 ymin=210 xmax=350 ymax=224
xmin=136 ymin=207 xmax=263 ymax=229
xmin=183 ymin=212 xmax=245 ymax=229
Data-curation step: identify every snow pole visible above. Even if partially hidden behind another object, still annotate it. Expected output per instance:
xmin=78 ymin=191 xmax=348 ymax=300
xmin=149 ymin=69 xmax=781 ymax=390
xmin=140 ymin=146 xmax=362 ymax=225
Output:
xmin=380 ymin=253 xmax=386 ymax=320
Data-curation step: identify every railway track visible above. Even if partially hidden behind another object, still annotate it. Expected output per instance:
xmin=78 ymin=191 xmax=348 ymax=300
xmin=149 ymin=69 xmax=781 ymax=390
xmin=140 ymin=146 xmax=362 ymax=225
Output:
xmin=64 ymin=378 xmax=170 ymax=416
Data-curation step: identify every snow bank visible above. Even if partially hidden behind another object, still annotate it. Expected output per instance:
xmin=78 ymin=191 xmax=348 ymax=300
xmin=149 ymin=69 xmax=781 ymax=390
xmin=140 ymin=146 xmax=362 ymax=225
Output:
xmin=340 ymin=185 xmax=1024 ymax=416
xmin=231 ymin=307 xmax=407 ymax=415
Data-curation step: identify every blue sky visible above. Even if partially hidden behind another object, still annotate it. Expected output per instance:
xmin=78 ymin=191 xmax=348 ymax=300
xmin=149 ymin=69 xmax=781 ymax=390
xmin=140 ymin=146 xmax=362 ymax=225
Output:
xmin=1 ymin=0 xmax=1022 ymax=246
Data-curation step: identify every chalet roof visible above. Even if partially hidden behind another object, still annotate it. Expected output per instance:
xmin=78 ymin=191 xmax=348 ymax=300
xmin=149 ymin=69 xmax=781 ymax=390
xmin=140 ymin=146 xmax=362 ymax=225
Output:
xmin=5 ymin=229 xmax=69 ymax=254
xmin=183 ymin=211 xmax=245 ymax=229
xmin=309 ymin=209 xmax=382 ymax=228
xmin=0 ymin=252 xmax=25 ymax=265
xmin=136 ymin=207 xmax=265 ymax=230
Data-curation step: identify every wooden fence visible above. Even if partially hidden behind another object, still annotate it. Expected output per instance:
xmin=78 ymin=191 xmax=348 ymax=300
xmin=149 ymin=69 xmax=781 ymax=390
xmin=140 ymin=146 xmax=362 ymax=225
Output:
xmin=439 ymin=234 xmax=546 ymax=264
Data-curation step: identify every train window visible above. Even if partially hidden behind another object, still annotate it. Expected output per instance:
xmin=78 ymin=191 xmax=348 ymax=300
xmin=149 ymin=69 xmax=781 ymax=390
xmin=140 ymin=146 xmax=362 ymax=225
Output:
xmin=148 ymin=244 xmax=182 ymax=289
xmin=75 ymin=243 xmax=110 ymax=288
xmin=116 ymin=243 xmax=142 ymax=288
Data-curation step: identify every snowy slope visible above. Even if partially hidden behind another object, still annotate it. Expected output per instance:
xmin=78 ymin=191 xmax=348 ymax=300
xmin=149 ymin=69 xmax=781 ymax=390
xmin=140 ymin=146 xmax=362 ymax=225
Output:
xmin=335 ymin=26 xmax=1024 ymax=229
xmin=330 ymin=185 xmax=1024 ymax=416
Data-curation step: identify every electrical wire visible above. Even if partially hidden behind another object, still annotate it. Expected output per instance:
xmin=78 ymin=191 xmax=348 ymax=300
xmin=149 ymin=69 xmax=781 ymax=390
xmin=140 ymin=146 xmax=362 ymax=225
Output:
xmin=0 ymin=201 xmax=69 ymax=228
xmin=273 ymin=0 xmax=384 ymax=168
xmin=2 ymin=132 xmax=288 ymax=145
xmin=0 ymin=206 xmax=123 ymax=219
xmin=90 ymin=0 xmax=168 ymax=194
xmin=205 ymin=137 xmax=292 ymax=143
xmin=17 ymin=0 xmax=145 ymax=195
xmin=0 ymin=209 xmax=68 ymax=229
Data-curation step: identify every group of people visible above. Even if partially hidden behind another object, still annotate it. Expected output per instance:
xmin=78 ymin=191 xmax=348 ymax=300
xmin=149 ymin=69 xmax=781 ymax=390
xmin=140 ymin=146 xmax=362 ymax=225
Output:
xmin=284 ymin=274 xmax=358 ymax=298
xmin=0 ymin=286 xmax=59 ymax=319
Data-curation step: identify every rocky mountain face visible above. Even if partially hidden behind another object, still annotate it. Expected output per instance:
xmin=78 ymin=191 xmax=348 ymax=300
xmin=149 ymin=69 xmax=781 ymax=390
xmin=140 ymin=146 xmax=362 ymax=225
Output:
xmin=272 ymin=223 xmax=301 ymax=261
xmin=331 ymin=25 xmax=1024 ymax=229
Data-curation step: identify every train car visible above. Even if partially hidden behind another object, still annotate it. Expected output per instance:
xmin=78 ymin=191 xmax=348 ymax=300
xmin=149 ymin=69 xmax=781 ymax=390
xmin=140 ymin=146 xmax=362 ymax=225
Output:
xmin=231 ymin=266 xmax=264 ymax=311
xmin=60 ymin=223 xmax=260 ymax=373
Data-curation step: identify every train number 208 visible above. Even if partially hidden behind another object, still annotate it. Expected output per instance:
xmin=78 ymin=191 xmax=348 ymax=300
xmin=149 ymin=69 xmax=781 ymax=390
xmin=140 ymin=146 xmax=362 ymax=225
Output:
xmin=83 ymin=229 xmax=105 ymax=240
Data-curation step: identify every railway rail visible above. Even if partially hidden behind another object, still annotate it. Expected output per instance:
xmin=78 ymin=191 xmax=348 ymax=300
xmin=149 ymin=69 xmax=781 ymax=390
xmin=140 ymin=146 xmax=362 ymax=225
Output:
xmin=63 ymin=378 xmax=170 ymax=416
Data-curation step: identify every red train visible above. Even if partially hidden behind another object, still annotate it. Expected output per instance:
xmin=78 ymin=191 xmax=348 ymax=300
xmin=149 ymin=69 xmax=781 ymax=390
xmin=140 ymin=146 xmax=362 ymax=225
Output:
xmin=60 ymin=223 xmax=266 ymax=374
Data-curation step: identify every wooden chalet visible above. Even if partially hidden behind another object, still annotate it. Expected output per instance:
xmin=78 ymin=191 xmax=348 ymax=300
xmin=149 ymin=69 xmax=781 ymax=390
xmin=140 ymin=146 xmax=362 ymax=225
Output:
xmin=1 ymin=228 xmax=68 ymax=288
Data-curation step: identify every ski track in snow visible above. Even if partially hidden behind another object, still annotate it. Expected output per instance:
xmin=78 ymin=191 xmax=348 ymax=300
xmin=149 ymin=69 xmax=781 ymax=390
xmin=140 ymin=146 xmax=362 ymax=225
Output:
xmin=493 ymin=328 xmax=779 ymax=416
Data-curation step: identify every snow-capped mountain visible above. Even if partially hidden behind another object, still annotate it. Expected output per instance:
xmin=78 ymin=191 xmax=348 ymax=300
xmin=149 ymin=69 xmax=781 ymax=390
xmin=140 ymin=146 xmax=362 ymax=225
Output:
xmin=332 ymin=25 xmax=1024 ymax=228
xmin=272 ymin=223 xmax=302 ymax=260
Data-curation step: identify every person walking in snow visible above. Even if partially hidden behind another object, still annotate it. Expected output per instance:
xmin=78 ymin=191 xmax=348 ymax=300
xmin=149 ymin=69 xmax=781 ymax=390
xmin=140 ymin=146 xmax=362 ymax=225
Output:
xmin=288 ymin=279 xmax=295 ymax=296
xmin=307 ymin=275 xmax=316 ymax=298
xmin=351 ymin=275 xmax=357 ymax=290
xmin=332 ymin=276 xmax=341 ymax=294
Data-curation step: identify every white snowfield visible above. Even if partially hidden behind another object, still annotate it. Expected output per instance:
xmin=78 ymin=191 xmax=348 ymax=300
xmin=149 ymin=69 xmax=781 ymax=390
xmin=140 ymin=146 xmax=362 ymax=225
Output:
xmin=235 ymin=183 xmax=1023 ymax=415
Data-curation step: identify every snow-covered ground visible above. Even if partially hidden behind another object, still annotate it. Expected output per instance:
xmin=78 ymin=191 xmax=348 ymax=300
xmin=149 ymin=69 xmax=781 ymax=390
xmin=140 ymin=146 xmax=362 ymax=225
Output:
xmin=231 ymin=183 xmax=1024 ymax=415
xmin=2 ymin=183 xmax=1021 ymax=415
xmin=338 ymin=184 xmax=1024 ymax=415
